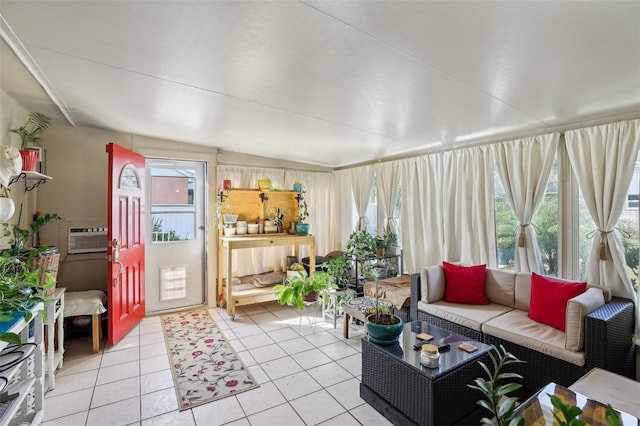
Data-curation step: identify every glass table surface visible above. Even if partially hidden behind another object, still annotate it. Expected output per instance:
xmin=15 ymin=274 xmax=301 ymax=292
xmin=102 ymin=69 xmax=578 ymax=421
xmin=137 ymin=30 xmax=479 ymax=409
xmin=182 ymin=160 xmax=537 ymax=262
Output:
xmin=364 ymin=320 xmax=492 ymax=380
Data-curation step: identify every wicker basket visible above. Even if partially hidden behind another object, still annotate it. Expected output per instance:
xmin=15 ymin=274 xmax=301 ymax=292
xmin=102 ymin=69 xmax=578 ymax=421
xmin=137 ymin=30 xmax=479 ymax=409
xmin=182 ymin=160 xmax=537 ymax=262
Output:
xmin=30 ymin=252 xmax=60 ymax=296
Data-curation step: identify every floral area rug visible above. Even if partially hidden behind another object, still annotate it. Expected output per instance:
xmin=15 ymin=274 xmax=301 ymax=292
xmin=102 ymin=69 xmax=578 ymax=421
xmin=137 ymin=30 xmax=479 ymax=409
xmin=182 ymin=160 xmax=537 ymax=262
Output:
xmin=161 ymin=308 xmax=259 ymax=410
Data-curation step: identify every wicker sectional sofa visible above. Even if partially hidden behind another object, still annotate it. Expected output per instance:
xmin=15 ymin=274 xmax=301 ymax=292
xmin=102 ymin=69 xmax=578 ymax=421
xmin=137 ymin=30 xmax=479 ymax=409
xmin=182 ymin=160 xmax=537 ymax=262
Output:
xmin=409 ymin=264 xmax=636 ymax=391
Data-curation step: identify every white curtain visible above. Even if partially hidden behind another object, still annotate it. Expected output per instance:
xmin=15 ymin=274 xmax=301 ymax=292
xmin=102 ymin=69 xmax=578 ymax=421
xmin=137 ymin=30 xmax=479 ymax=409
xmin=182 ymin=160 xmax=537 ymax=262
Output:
xmin=491 ymin=133 xmax=559 ymax=273
xmin=374 ymin=161 xmax=401 ymax=236
xmin=400 ymin=156 xmax=444 ymax=273
xmin=331 ymin=169 xmax=353 ymax=251
xmin=284 ymin=170 xmax=333 ymax=257
xmin=442 ymin=146 xmax=497 ymax=267
xmin=565 ymin=121 xmax=639 ymax=301
xmin=350 ymin=165 xmax=374 ymax=231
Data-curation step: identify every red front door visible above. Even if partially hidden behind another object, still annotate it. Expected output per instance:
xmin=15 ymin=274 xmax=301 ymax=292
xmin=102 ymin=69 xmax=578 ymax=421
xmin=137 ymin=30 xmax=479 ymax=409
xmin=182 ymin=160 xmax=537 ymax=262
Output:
xmin=106 ymin=142 xmax=146 ymax=345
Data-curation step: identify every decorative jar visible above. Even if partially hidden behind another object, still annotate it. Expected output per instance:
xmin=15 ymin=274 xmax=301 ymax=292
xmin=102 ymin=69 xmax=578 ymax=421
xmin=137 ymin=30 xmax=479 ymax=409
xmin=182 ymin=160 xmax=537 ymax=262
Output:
xmin=420 ymin=344 xmax=440 ymax=368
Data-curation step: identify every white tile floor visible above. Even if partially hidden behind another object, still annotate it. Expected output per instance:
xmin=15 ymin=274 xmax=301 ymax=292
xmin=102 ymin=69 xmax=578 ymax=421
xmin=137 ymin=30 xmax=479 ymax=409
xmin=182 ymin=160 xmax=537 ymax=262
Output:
xmin=41 ymin=301 xmax=393 ymax=426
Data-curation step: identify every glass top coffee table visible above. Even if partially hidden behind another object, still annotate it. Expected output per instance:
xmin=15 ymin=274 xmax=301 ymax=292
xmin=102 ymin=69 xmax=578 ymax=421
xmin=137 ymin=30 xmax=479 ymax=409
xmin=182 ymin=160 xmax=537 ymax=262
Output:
xmin=360 ymin=320 xmax=492 ymax=426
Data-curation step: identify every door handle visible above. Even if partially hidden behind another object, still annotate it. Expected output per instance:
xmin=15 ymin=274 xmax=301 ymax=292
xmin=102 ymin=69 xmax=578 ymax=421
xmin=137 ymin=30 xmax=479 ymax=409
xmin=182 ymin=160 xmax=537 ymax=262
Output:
xmin=111 ymin=238 xmax=122 ymax=287
xmin=198 ymin=225 xmax=205 ymax=230
xmin=113 ymin=260 xmax=123 ymax=287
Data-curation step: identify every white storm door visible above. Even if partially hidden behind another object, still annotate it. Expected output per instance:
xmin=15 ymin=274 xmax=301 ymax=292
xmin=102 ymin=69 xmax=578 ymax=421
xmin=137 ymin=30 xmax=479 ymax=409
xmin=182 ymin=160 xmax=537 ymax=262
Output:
xmin=145 ymin=159 xmax=207 ymax=313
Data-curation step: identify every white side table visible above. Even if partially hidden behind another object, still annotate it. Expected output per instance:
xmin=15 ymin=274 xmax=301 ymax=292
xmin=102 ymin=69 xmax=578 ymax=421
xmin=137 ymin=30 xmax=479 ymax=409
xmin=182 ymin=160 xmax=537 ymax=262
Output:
xmin=44 ymin=288 xmax=65 ymax=392
xmin=569 ymin=367 xmax=640 ymax=418
xmin=322 ymin=289 xmax=355 ymax=329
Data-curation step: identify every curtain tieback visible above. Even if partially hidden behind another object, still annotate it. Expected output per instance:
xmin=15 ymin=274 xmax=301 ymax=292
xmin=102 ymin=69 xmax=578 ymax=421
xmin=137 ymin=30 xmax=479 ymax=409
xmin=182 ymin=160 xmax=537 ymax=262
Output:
xmin=598 ymin=229 xmax=613 ymax=260
xmin=517 ymin=224 xmax=531 ymax=248
xmin=357 ymin=216 xmax=368 ymax=231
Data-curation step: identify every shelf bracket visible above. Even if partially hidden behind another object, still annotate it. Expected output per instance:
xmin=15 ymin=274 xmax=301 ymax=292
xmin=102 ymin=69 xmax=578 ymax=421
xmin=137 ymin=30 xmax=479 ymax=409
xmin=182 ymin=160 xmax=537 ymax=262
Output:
xmin=259 ymin=192 xmax=268 ymax=203
xmin=25 ymin=178 xmax=47 ymax=192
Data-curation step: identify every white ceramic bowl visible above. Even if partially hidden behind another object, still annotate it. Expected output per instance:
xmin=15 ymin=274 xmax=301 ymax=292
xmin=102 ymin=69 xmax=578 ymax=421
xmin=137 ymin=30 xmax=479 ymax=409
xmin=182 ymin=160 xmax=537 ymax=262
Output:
xmin=264 ymin=225 xmax=278 ymax=233
xmin=236 ymin=226 xmax=248 ymax=235
xmin=223 ymin=227 xmax=236 ymax=236
xmin=247 ymin=224 xmax=259 ymax=234
xmin=236 ymin=220 xmax=247 ymax=227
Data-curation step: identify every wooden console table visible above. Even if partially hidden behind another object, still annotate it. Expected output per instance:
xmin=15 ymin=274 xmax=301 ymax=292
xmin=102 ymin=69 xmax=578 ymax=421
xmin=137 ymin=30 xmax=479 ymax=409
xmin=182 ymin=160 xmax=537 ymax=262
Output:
xmin=217 ymin=234 xmax=315 ymax=319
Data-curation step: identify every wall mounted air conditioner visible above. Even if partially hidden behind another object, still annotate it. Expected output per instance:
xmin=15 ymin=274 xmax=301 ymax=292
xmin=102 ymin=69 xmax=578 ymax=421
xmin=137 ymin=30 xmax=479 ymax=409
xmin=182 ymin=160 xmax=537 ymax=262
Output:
xmin=67 ymin=227 xmax=108 ymax=254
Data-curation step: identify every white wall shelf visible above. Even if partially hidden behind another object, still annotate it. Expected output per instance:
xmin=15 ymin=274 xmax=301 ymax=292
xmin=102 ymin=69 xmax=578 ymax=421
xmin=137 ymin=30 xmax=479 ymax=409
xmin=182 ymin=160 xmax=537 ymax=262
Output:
xmin=8 ymin=172 xmax=52 ymax=192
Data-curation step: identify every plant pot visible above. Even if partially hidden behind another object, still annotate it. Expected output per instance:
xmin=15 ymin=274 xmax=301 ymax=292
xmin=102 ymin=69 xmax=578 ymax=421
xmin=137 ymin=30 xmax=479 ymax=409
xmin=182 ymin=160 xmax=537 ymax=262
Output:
xmin=302 ymin=290 xmax=317 ymax=302
xmin=19 ymin=150 xmax=39 ymax=172
xmin=376 ymin=247 xmax=385 ymax=257
xmin=365 ymin=314 xmax=403 ymax=345
xmin=296 ymin=223 xmax=310 ymax=236
xmin=293 ymin=183 xmax=302 ymax=192
xmin=0 ymin=198 xmax=15 ymax=221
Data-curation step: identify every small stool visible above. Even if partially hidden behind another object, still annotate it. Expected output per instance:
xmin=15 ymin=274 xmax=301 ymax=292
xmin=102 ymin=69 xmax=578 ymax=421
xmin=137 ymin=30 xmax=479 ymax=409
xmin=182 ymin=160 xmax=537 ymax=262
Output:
xmin=63 ymin=290 xmax=107 ymax=353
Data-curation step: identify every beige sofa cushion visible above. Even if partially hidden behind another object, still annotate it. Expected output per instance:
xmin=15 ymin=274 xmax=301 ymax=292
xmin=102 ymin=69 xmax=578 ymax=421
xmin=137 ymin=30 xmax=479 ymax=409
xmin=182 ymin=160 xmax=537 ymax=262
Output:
xmin=482 ymin=310 xmax=585 ymax=367
xmin=565 ymin=288 xmax=605 ymax=351
xmin=485 ymin=269 xmax=516 ymax=307
xmin=417 ymin=300 xmax=513 ymax=332
xmin=420 ymin=265 xmax=445 ymax=303
xmin=514 ymin=272 xmax=533 ymax=311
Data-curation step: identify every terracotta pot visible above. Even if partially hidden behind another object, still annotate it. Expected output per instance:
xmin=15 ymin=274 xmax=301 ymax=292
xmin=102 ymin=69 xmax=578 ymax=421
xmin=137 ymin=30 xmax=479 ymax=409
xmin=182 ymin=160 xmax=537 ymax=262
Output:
xmin=302 ymin=290 xmax=317 ymax=302
xmin=19 ymin=150 xmax=39 ymax=172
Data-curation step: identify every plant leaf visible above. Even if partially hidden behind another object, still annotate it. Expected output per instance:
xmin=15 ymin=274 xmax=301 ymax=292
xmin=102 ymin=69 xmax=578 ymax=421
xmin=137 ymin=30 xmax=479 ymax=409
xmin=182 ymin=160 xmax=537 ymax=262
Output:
xmin=0 ymin=332 xmax=21 ymax=344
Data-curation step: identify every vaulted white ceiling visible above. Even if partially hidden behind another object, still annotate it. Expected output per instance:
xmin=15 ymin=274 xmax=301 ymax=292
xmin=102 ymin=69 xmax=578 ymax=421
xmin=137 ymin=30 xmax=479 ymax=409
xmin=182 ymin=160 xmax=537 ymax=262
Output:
xmin=1 ymin=1 xmax=639 ymax=168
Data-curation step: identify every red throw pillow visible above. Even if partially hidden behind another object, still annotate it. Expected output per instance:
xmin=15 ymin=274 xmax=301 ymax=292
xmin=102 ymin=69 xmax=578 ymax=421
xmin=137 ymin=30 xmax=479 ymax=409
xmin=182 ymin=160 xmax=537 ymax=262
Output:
xmin=528 ymin=272 xmax=586 ymax=331
xmin=442 ymin=261 xmax=488 ymax=304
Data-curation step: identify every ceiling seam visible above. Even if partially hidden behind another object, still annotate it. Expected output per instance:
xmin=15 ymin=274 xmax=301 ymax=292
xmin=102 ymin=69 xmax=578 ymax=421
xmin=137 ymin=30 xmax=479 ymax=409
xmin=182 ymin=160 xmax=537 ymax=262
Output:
xmin=0 ymin=14 xmax=77 ymax=126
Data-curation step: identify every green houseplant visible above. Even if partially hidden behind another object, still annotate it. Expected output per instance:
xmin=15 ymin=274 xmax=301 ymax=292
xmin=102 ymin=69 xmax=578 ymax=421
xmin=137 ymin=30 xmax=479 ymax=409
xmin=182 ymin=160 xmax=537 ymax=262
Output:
xmin=9 ymin=112 xmax=52 ymax=172
xmin=325 ymin=256 xmax=352 ymax=291
xmin=0 ymin=212 xmax=61 ymax=343
xmin=346 ymin=230 xmax=376 ymax=280
xmin=364 ymin=273 xmax=403 ymax=344
xmin=468 ymin=344 xmax=526 ymax=426
xmin=9 ymin=112 xmax=52 ymax=150
xmin=273 ymin=271 xmax=335 ymax=310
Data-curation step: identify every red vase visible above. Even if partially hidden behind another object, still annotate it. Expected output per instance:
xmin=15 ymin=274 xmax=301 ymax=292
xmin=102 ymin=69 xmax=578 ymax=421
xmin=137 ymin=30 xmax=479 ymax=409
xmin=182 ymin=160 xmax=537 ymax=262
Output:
xmin=19 ymin=150 xmax=39 ymax=172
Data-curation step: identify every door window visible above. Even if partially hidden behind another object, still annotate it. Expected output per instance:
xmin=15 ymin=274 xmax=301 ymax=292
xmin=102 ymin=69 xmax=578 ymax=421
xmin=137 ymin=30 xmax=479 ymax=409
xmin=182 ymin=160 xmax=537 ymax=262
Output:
xmin=150 ymin=168 xmax=196 ymax=242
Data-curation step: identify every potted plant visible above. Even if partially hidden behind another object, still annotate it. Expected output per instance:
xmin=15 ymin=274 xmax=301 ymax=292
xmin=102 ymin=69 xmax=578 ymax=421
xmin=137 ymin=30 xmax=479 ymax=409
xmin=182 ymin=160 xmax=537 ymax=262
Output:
xmin=383 ymin=231 xmax=399 ymax=255
xmin=2 ymin=212 xmax=62 ymax=256
xmin=0 ymin=250 xmax=54 ymax=344
xmin=9 ymin=112 xmax=51 ymax=172
xmin=325 ymin=255 xmax=351 ymax=291
xmin=364 ymin=276 xmax=403 ymax=345
xmin=0 ymin=213 xmax=60 ymax=344
xmin=375 ymin=234 xmax=386 ymax=257
xmin=295 ymin=186 xmax=310 ymax=235
xmin=267 ymin=207 xmax=284 ymax=232
xmin=273 ymin=271 xmax=336 ymax=310
xmin=346 ymin=230 xmax=376 ymax=279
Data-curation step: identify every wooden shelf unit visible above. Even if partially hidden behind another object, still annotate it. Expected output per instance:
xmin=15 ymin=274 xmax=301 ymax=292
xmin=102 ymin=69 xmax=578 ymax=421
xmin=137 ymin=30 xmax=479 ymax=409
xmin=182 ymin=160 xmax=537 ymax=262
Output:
xmin=217 ymin=234 xmax=315 ymax=319
xmin=219 ymin=188 xmax=301 ymax=229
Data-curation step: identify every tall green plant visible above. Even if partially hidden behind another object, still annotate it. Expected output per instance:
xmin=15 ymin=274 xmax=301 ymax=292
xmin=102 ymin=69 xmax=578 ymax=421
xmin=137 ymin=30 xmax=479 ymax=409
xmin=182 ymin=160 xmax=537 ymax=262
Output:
xmin=9 ymin=112 xmax=52 ymax=149
xmin=468 ymin=345 xmax=526 ymax=426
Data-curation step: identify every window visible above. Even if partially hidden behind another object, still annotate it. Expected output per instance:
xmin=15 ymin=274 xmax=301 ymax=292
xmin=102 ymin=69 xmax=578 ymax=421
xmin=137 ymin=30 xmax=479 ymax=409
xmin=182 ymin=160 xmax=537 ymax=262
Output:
xmin=150 ymin=168 xmax=196 ymax=242
xmin=494 ymin=158 xmax=558 ymax=275
xmin=577 ymin=154 xmax=639 ymax=292
xmin=494 ymin=168 xmax=517 ymax=270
